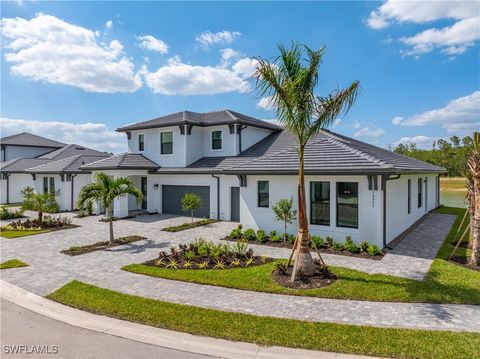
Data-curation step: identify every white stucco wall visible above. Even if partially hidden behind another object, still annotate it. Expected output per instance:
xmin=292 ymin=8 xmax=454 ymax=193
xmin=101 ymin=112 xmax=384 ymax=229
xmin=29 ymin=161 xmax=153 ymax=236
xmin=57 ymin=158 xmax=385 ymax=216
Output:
xmin=240 ymin=126 xmax=272 ymax=152
xmin=2 ymin=174 xmax=35 ymax=204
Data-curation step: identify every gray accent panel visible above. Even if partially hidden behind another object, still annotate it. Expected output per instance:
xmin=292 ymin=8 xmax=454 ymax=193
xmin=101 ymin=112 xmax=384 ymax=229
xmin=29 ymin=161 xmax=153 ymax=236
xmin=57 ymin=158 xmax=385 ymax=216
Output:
xmin=162 ymin=185 xmax=210 ymax=218
xmin=230 ymin=187 xmax=240 ymax=222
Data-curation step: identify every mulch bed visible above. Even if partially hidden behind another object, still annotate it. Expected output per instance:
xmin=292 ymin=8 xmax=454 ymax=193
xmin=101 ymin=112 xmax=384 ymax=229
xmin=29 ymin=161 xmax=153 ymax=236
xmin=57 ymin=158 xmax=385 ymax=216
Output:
xmin=61 ymin=235 xmax=147 ymax=256
xmin=161 ymin=219 xmax=220 ymax=232
xmin=221 ymin=237 xmax=384 ymax=260
xmin=99 ymin=216 xmax=136 ymax=222
xmin=143 ymin=255 xmax=272 ymax=270
xmin=449 ymin=256 xmax=480 ymax=272
xmin=272 ymin=264 xmax=337 ymax=289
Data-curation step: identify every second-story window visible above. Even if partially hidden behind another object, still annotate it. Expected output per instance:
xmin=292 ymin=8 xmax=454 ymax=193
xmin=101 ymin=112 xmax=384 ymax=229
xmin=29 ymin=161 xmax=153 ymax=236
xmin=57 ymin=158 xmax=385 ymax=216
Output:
xmin=212 ymin=130 xmax=222 ymax=150
xmin=161 ymin=132 xmax=173 ymax=154
xmin=138 ymin=134 xmax=144 ymax=152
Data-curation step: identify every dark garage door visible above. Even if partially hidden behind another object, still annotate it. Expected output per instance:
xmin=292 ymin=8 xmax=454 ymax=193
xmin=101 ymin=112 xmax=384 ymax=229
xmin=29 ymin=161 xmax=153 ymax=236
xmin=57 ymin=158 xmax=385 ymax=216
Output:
xmin=162 ymin=185 xmax=210 ymax=218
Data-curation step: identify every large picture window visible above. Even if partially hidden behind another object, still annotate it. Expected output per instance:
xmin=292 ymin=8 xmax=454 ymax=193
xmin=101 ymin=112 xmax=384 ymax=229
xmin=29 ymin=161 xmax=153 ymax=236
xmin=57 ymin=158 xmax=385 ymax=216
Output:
xmin=161 ymin=132 xmax=173 ymax=154
xmin=418 ymin=178 xmax=423 ymax=208
xmin=310 ymin=181 xmax=330 ymax=225
xmin=336 ymin=182 xmax=358 ymax=228
xmin=212 ymin=131 xmax=222 ymax=150
xmin=257 ymin=181 xmax=269 ymax=208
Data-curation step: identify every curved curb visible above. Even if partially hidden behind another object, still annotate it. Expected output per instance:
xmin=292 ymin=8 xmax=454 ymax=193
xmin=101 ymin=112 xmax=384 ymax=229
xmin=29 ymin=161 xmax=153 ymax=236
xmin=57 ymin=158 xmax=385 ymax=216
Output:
xmin=0 ymin=280 xmax=377 ymax=359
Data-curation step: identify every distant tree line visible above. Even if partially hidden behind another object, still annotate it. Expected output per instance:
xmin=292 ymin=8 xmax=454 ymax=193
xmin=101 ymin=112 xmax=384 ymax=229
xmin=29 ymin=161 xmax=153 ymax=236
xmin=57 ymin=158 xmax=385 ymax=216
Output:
xmin=393 ymin=135 xmax=474 ymax=177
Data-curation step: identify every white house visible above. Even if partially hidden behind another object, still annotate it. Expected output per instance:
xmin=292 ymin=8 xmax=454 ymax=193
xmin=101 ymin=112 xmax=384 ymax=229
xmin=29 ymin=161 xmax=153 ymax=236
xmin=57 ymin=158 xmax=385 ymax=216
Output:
xmin=0 ymin=133 xmax=109 ymax=209
xmin=81 ymin=110 xmax=445 ymax=249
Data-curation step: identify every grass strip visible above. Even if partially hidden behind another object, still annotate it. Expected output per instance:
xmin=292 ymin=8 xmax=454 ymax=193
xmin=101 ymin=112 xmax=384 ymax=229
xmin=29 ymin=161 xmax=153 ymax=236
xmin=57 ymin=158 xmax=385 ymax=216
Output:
xmin=47 ymin=280 xmax=480 ymax=359
xmin=0 ymin=259 xmax=28 ymax=270
xmin=161 ymin=219 xmax=220 ymax=232
xmin=61 ymin=235 xmax=146 ymax=256
xmin=0 ymin=229 xmax=49 ymax=238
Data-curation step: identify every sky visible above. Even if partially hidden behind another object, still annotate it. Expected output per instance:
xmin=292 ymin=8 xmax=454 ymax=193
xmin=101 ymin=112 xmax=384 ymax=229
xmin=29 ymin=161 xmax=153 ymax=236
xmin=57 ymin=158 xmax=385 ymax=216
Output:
xmin=1 ymin=0 xmax=479 ymax=153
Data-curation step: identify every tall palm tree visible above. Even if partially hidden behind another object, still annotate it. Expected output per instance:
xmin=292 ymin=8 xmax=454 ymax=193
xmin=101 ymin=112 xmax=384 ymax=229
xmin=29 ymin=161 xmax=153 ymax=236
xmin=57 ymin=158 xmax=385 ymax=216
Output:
xmin=467 ymin=132 xmax=480 ymax=266
xmin=77 ymin=173 xmax=143 ymax=244
xmin=254 ymin=43 xmax=360 ymax=279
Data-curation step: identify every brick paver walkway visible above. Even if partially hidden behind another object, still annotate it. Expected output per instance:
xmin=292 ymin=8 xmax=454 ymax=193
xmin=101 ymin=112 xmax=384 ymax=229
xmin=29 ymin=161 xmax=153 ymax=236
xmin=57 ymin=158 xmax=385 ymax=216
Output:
xmin=1 ymin=211 xmax=478 ymax=332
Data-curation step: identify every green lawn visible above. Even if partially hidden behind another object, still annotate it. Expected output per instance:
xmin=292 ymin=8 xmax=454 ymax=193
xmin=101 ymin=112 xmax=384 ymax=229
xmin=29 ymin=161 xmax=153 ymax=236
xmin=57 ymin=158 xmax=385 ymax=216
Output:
xmin=48 ymin=280 xmax=480 ymax=359
xmin=0 ymin=259 xmax=28 ymax=270
xmin=123 ymin=207 xmax=480 ymax=304
xmin=0 ymin=203 xmax=22 ymax=208
xmin=0 ymin=229 xmax=49 ymax=238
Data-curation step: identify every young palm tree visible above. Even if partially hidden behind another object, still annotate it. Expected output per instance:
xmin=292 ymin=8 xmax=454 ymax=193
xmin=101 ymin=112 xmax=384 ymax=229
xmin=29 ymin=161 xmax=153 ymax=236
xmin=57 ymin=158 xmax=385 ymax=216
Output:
xmin=467 ymin=132 xmax=480 ymax=266
xmin=77 ymin=173 xmax=143 ymax=244
xmin=254 ymin=43 xmax=360 ymax=279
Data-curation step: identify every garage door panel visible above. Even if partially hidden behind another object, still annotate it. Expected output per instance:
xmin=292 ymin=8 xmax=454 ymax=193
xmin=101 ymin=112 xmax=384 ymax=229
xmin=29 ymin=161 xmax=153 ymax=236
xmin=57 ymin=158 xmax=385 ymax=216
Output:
xmin=162 ymin=185 xmax=210 ymax=218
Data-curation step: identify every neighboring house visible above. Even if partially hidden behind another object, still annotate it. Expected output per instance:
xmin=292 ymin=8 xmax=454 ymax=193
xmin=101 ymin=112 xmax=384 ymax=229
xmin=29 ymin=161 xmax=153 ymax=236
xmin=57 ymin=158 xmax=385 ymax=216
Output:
xmin=1 ymin=132 xmax=65 ymax=162
xmin=0 ymin=133 xmax=108 ymax=209
xmin=81 ymin=110 xmax=445 ymax=248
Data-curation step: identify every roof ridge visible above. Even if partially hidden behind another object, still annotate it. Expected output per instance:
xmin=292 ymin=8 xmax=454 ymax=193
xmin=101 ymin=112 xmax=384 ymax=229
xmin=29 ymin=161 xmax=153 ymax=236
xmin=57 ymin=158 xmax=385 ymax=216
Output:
xmin=224 ymin=109 xmax=237 ymax=120
xmin=117 ymin=153 xmax=129 ymax=167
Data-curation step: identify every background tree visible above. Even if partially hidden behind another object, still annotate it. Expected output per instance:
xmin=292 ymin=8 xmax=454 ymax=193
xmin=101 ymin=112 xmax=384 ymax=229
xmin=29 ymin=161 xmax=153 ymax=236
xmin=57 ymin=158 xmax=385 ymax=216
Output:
xmin=77 ymin=173 xmax=142 ymax=244
xmin=254 ymin=43 xmax=359 ymax=279
xmin=272 ymin=197 xmax=297 ymax=242
xmin=467 ymin=132 xmax=480 ymax=267
xmin=181 ymin=193 xmax=203 ymax=223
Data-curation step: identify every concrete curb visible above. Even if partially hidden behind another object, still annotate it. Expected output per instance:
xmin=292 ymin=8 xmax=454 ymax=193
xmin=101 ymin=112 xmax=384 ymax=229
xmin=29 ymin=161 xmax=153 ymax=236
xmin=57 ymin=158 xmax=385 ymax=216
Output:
xmin=1 ymin=280 xmax=378 ymax=359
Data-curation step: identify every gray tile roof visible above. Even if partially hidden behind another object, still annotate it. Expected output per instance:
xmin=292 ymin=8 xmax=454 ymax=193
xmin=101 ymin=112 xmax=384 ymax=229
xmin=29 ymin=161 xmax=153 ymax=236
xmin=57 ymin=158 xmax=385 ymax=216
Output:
xmin=25 ymin=155 xmax=109 ymax=173
xmin=38 ymin=144 xmax=108 ymax=160
xmin=80 ymin=153 xmax=160 ymax=170
xmin=1 ymin=132 xmax=65 ymax=148
xmin=116 ymin=110 xmax=282 ymax=132
xmin=0 ymin=158 xmax=51 ymax=173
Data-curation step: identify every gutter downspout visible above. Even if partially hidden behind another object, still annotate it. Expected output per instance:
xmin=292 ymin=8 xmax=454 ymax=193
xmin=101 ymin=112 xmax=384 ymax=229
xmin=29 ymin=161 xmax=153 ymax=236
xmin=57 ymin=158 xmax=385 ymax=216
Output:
xmin=5 ymin=173 xmax=10 ymax=204
xmin=237 ymin=125 xmax=247 ymax=154
xmin=211 ymin=174 xmax=220 ymax=220
xmin=382 ymin=174 xmax=401 ymax=249
xmin=70 ymin=174 xmax=77 ymax=211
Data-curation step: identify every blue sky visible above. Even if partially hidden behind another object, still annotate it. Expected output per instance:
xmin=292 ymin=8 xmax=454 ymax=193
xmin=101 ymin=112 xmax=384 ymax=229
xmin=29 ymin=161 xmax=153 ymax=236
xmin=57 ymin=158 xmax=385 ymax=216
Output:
xmin=1 ymin=1 xmax=479 ymax=152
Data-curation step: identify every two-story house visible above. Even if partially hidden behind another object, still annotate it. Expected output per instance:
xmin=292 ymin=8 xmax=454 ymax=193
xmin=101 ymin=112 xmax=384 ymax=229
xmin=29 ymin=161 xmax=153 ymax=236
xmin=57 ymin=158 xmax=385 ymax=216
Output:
xmin=82 ymin=110 xmax=445 ymax=249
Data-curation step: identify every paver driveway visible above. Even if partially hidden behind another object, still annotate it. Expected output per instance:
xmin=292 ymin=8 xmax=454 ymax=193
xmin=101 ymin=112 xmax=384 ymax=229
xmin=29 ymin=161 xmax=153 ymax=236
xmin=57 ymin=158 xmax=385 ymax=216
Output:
xmin=1 ymin=211 xmax=479 ymax=332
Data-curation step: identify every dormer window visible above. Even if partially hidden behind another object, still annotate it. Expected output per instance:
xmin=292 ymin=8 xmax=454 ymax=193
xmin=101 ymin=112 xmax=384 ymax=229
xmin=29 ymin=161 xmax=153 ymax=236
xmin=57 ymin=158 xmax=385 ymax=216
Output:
xmin=161 ymin=132 xmax=173 ymax=154
xmin=212 ymin=130 xmax=222 ymax=150
xmin=138 ymin=134 xmax=144 ymax=152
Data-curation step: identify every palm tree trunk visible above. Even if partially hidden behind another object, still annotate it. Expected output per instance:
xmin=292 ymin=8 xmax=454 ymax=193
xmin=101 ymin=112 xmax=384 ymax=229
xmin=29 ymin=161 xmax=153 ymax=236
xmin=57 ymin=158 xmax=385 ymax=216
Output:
xmin=191 ymin=209 xmax=194 ymax=223
xmin=471 ymin=176 xmax=480 ymax=267
xmin=291 ymin=146 xmax=316 ymax=280
xmin=109 ymin=204 xmax=114 ymax=245
xmin=38 ymin=210 xmax=43 ymax=222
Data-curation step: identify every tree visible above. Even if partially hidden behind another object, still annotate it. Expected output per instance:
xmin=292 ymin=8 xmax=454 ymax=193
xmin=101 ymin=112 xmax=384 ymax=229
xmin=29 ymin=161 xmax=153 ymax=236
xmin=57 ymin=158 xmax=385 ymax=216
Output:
xmin=77 ymin=173 xmax=143 ymax=244
xmin=181 ymin=193 xmax=203 ymax=223
xmin=21 ymin=186 xmax=57 ymax=222
xmin=254 ymin=43 xmax=359 ymax=279
xmin=467 ymin=132 xmax=480 ymax=267
xmin=272 ymin=197 xmax=297 ymax=242
xmin=450 ymin=136 xmax=460 ymax=147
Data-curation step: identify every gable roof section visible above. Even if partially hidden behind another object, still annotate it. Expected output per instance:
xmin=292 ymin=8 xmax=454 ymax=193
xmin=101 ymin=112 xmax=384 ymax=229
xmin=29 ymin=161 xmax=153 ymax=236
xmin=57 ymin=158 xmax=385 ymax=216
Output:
xmin=80 ymin=153 xmax=160 ymax=170
xmin=116 ymin=110 xmax=282 ymax=132
xmin=25 ymin=155 xmax=109 ymax=174
xmin=38 ymin=144 xmax=108 ymax=160
xmin=0 ymin=158 xmax=51 ymax=173
xmin=1 ymin=132 xmax=65 ymax=148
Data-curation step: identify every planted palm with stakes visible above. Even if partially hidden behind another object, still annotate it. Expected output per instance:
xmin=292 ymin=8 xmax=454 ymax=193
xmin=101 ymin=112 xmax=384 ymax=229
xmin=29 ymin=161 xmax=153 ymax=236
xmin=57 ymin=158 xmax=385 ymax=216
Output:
xmin=77 ymin=173 xmax=143 ymax=244
xmin=254 ymin=43 xmax=359 ymax=280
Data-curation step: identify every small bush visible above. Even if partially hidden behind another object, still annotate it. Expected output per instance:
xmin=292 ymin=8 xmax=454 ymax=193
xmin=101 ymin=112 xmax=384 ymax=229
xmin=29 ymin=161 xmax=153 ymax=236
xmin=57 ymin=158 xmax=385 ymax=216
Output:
xmin=269 ymin=230 xmax=277 ymax=238
xmin=270 ymin=234 xmax=282 ymax=243
xmin=326 ymin=236 xmax=334 ymax=247
xmin=0 ymin=207 xmax=24 ymax=220
xmin=256 ymin=229 xmax=268 ymax=243
xmin=332 ymin=241 xmax=344 ymax=251
xmin=310 ymin=236 xmax=324 ymax=249
xmin=345 ymin=236 xmax=354 ymax=245
xmin=286 ymin=234 xmax=296 ymax=245
xmin=229 ymin=224 xmax=243 ymax=239
xmin=360 ymin=241 xmax=370 ymax=252
xmin=243 ymin=228 xmax=256 ymax=241
xmin=367 ymin=244 xmax=383 ymax=256
xmin=345 ymin=241 xmax=360 ymax=254
xmin=275 ymin=262 xmax=288 ymax=275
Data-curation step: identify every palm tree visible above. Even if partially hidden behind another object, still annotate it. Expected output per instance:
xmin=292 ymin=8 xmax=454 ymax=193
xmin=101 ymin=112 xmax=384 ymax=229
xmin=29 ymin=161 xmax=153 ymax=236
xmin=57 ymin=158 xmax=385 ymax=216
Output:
xmin=77 ymin=173 xmax=143 ymax=244
xmin=467 ymin=132 xmax=480 ymax=266
xmin=21 ymin=186 xmax=58 ymax=222
xmin=254 ymin=43 xmax=360 ymax=279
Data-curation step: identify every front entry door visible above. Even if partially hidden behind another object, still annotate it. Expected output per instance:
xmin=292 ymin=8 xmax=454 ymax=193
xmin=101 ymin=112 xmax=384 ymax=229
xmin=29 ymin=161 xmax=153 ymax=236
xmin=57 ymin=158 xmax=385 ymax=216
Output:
xmin=230 ymin=187 xmax=240 ymax=222
xmin=141 ymin=177 xmax=147 ymax=210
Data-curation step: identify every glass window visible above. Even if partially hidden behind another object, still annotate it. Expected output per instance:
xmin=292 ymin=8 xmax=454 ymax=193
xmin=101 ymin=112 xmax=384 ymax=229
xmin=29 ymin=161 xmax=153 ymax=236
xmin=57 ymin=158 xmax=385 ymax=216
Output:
xmin=49 ymin=177 xmax=55 ymax=194
xmin=336 ymin=182 xmax=358 ymax=228
xmin=138 ymin=134 xmax=144 ymax=152
xmin=43 ymin=177 xmax=49 ymax=194
xmin=212 ymin=131 xmax=222 ymax=150
xmin=418 ymin=178 xmax=422 ymax=208
xmin=407 ymin=179 xmax=411 ymax=214
xmin=310 ymin=182 xmax=330 ymax=225
xmin=258 ymin=181 xmax=269 ymax=208
xmin=161 ymin=132 xmax=173 ymax=154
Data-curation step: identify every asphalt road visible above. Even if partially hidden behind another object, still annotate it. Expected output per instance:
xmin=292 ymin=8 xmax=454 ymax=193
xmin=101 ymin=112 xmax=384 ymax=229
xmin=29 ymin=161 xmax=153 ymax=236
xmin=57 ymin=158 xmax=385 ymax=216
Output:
xmin=0 ymin=299 xmax=217 ymax=359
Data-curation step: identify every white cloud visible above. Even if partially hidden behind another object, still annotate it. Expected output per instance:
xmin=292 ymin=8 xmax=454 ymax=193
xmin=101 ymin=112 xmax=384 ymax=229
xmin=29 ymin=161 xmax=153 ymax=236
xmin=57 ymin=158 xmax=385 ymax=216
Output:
xmin=136 ymin=35 xmax=169 ymax=54
xmin=256 ymin=95 xmax=275 ymax=111
xmin=392 ymin=91 xmax=480 ymax=133
xmin=1 ymin=13 xmax=142 ymax=93
xmin=219 ymin=48 xmax=240 ymax=67
xmin=351 ymin=121 xmax=361 ymax=129
xmin=195 ymin=31 xmax=241 ymax=48
xmin=393 ymin=135 xmax=436 ymax=148
xmin=332 ymin=118 xmax=341 ymax=127
xmin=142 ymin=55 xmax=257 ymax=95
xmin=366 ymin=1 xmax=480 ymax=57
xmin=0 ymin=117 xmax=126 ymax=153
xmin=106 ymin=20 xmax=113 ymax=29
xmin=354 ymin=127 xmax=385 ymax=138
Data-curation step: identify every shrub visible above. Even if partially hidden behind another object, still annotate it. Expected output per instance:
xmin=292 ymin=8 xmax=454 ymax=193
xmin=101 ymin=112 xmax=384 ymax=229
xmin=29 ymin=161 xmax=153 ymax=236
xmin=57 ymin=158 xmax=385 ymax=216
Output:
xmin=0 ymin=207 xmax=24 ymax=220
xmin=286 ymin=234 xmax=296 ymax=245
xmin=326 ymin=236 xmax=334 ymax=247
xmin=243 ymin=228 xmax=256 ymax=241
xmin=269 ymin=230 xmax=277 ymax=238
xmin=271 ymin=197 xmax=297 ymax=241
xmin=270 ymin=234 xmax=282 ymax=243
xmin=229 ymin=224 xmax=243 ymax=239
xmin=367 ymin=244 xmax=383 ymax=256
xmin=310 ymin=236 xmax=324 ymax=249
xmin=345 ymin=241 xmax=360 ymax=254
xmin=275 ymin=262 xmax=288 ymax=275
xmin=345 ymin=236 xmax=354 ymax=245
xmin=256 ymin=229 xmax=268 ymax=243
xmin=360 ymin=241 xmax=370 ymax=252
xmin=332 ymin=241 xmax=344 ymax=251
xmin=233 ymin=240 xmax=248 ymax=257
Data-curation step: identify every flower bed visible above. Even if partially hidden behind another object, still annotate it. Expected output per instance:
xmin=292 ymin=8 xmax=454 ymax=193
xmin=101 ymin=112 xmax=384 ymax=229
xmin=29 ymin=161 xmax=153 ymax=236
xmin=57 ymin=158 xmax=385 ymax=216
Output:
xmin=161 ymin=219 xmax=220 ymax=232
xmin=223 ymin=225 xmax=384 ymax=260
xmin=61 ymin=235 xmax=147 ymax=256
xmin=273 ymin=261 xmax=337 ymax=289
xmin=143 ymin=238 xmax=271 ymax=270
xmin=0 ymin=215 xmax=78 ymax=238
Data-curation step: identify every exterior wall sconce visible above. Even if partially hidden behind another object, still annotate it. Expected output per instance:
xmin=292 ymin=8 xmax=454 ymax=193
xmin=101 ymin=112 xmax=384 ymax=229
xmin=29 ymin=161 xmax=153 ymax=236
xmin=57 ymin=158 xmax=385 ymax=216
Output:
xmin=153 ymin=184 xmax=159 ymax=190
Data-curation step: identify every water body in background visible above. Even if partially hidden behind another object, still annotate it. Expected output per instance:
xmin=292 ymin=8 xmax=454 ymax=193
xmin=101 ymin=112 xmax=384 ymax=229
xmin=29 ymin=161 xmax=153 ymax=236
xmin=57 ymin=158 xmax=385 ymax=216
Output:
xmin=440 ymin=190 xmax=466 ymax=208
